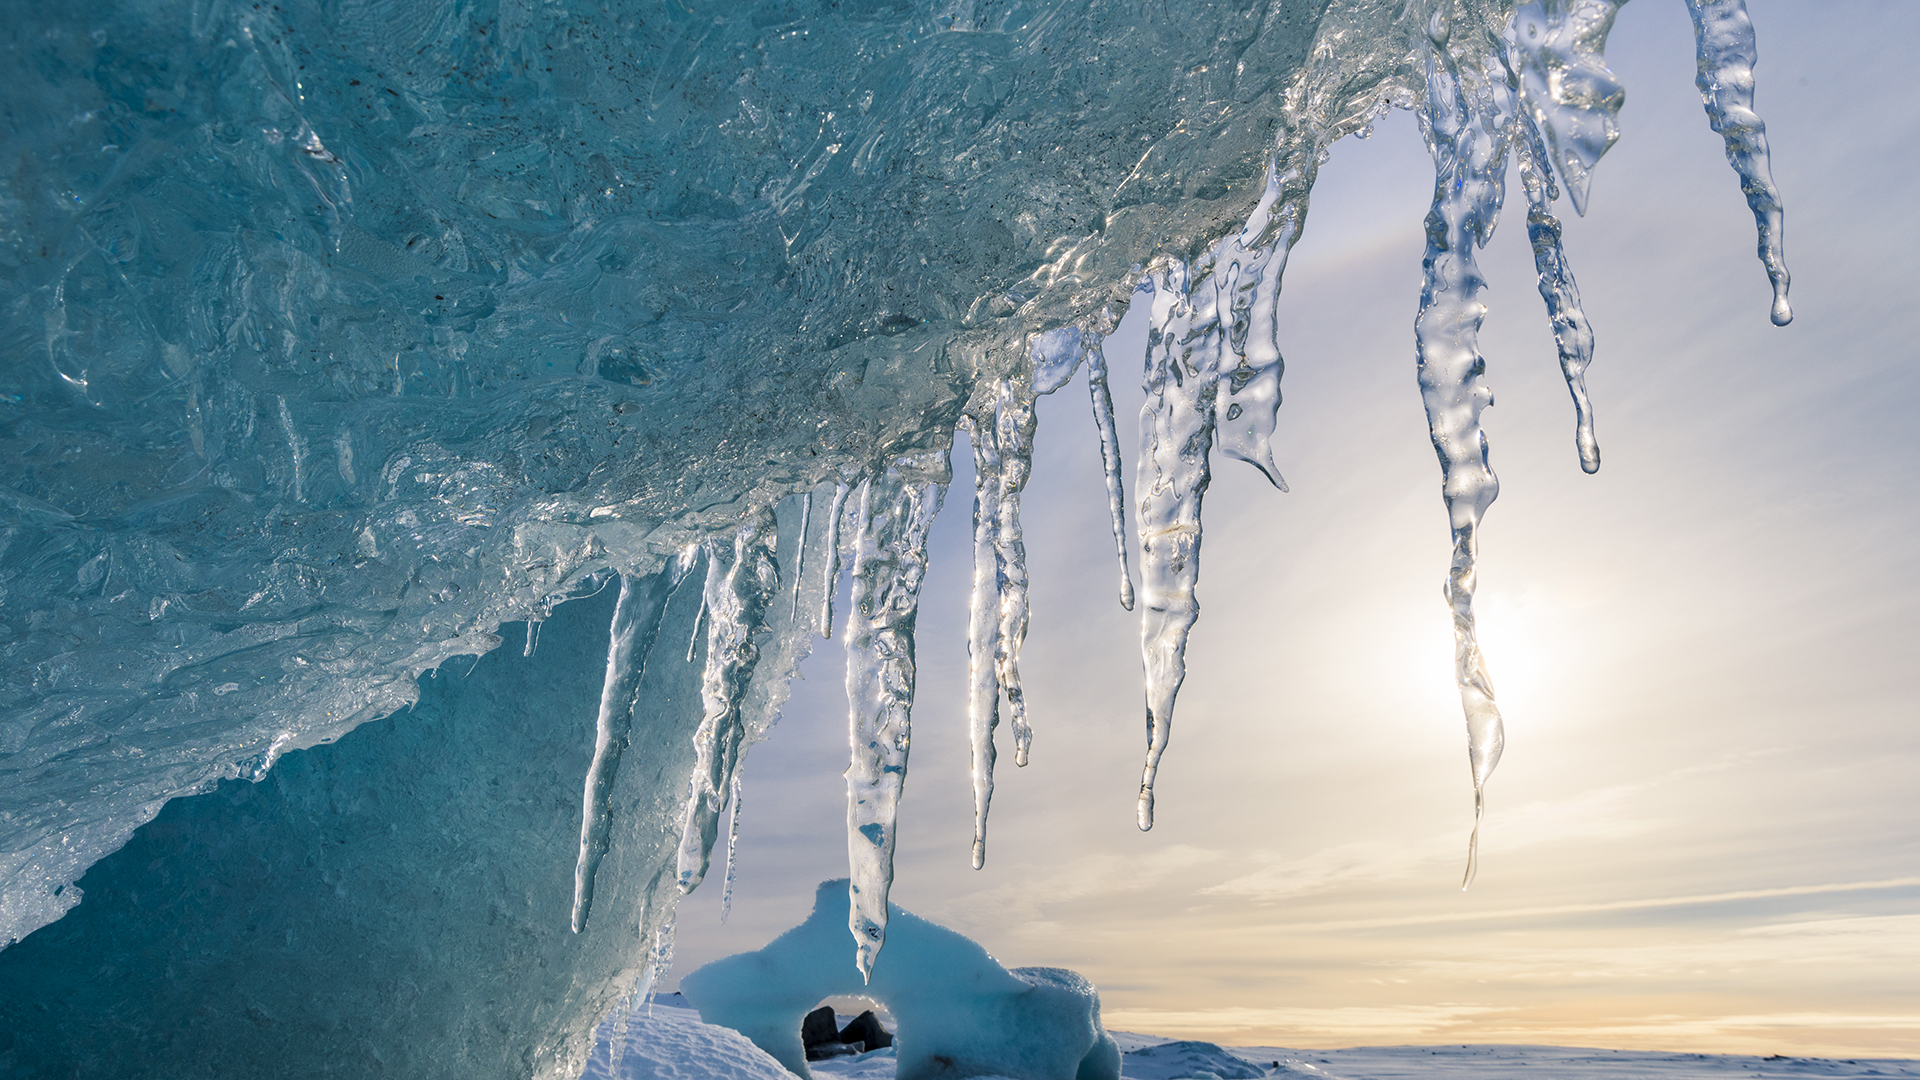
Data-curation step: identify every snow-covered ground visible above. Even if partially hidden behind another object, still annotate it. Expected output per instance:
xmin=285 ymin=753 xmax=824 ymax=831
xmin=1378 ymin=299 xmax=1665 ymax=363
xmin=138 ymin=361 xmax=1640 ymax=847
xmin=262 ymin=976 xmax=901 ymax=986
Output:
xmin=589 ymin=996 xmax=1920 ymax=1080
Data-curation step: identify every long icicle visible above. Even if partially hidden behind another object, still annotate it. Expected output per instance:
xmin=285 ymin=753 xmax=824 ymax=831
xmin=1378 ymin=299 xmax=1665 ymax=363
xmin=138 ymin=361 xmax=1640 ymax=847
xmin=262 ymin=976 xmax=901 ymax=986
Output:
xmin=1507 ymin=0 xmax=1628 ymax=472
xmin=844 ymin=451 xmax=948 ymax=980
xmin=993 ymin=378 xmax=1038 ymax=772
xmin=677 ymin=512 xmax=780 ymax=894
xmin=720 ymin=771 xmax=743 ymax=922
xmin=791 ymin=492 xmax=812 ymax=621
xmin=1086 ymin=342 xmax=1136 ymax=611
xmin=967 ymin=364 xmax=1046 ymax=870
xmin=1135 ymin=149 xmax=1304 ymax=831
xmin=572 ymin=551 xmax=699 ymax=933
xmin=966 ymin=409 xmax=1004 ymax=871
xmin=1516 ymin=110 xmax=1602 ymax=474
xmin=1685 ymin=0 xmax=1791 ymax=325
xmin=1414 ymin=27 xmax=1515 ymax=889
xmin=818 ymin=480 xmax=849 ymax=639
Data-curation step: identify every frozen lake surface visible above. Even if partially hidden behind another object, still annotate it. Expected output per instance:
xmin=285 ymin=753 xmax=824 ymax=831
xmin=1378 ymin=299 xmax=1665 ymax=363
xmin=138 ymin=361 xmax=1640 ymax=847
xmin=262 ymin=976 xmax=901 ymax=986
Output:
xmin=590 ymin=997 xmax=1920 ymax=1080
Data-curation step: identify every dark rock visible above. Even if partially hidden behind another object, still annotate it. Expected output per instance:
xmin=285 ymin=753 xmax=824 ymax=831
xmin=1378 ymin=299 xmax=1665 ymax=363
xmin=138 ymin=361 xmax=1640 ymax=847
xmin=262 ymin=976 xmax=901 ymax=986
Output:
xmin=839 ymin=1009 xmax=894 ymax=1051
xmin=801 ymin=1005 xmax=842 ymax=1048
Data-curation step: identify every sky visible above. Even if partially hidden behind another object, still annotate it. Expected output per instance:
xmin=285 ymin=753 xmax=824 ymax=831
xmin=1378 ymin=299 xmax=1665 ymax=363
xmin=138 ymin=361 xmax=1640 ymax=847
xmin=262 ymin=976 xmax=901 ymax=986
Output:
xmin=666 ymin=0 xmax=1920 ymax=1058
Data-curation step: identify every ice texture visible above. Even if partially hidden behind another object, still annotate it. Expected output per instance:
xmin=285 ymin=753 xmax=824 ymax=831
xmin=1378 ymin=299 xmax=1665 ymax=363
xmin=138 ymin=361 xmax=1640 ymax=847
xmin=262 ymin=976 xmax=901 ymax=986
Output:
xmin=0 ymin=0 xmax=1445 ymax=948
xmin=680 ymin=879 xmax=1121 ymax=1080
xmin=844 ymin=455 xmax=950 ymax=980
xmin=1508 ymin=1 xmax=1629 ymax=218
xmin=0 ymin=583 xmax=708 ymax=1078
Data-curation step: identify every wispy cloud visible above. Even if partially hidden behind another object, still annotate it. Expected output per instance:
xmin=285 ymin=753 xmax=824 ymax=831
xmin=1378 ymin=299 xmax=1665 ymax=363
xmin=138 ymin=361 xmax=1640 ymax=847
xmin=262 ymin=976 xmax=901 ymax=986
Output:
xmin=1100 ymin=1003 xmax=1502 ymax=1042
xmin=1268 ymin=878 xmax=1920 ymax=933
xmin=1202 ymin=759 xmax=1769 ymax=904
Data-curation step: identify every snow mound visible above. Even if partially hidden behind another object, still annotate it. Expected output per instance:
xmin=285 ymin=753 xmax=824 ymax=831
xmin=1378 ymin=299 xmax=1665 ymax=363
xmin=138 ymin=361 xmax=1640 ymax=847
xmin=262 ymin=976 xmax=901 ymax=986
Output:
xmin=584 ymin=997 xmax=793 ymax=1080
xmin=1120 ymin=1039 xmax=1266 ymax=1079
xmin=681 ymin=879 xmax=1120 ymax=1080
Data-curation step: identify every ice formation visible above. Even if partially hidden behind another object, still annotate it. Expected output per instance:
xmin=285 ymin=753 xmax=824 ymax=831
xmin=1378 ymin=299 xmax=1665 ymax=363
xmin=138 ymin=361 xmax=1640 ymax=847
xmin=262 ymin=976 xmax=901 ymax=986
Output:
xmin=584 ymin=995 xmax=798 ymax=1080
xmin=680 ymin=879 xmax=1121 ymax=1080
xmin=0 ymin=0 xmax=1792 ymax=1068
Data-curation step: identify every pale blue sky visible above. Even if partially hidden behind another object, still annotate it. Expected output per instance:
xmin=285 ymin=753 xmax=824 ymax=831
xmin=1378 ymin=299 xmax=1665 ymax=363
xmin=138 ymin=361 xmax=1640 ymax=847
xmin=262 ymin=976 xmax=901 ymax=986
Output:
xmin=669 ymin=0 xmax=1920 ymax=1057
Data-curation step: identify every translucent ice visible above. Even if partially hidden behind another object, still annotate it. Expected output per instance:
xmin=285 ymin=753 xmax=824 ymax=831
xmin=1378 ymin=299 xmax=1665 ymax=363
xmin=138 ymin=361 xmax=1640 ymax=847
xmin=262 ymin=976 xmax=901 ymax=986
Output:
xmin=1132 ymin=150 xmax=1302 ymax=831
xmin=577 ymin=555 xmax=702 ymax=933
xmin=678 ymin=515 xmax=781 ymax=895
xmin=680 ymin=880 xmax=1121 ymax=1080
xmin=1686 ymin=0 xmax=1794 ymax=325
xmin=843 ymin=454 xmax=949 ymax=981
xmin=0 ymin=0 xmax=1800 ymax=1060
xmin=1414 ymin=23 xmax=1518 ymax=888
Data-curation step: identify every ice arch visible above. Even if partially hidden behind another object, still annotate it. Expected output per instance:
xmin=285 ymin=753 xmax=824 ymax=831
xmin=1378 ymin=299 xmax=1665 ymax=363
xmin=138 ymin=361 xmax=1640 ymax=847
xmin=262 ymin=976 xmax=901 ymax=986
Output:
xmin=0 ymin=0 xmax=1790 ymax=1072
xmin=680 ymin=880 xmax=1122 ymax=1080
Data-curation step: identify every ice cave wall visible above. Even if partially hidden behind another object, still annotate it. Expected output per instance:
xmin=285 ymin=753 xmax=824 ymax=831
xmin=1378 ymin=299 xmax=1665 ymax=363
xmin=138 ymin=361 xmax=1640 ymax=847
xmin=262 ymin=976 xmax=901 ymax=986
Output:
xmin=0 ymin=0 xmax=1422 ymax=950
xmin=0 ymin=574 xmax=707 ymax=1078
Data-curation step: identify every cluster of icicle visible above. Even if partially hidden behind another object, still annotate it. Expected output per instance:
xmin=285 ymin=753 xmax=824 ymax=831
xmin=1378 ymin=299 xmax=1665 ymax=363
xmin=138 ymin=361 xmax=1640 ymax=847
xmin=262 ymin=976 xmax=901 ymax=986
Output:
xmin=567 ymin=0 xmax=1792 ymax=977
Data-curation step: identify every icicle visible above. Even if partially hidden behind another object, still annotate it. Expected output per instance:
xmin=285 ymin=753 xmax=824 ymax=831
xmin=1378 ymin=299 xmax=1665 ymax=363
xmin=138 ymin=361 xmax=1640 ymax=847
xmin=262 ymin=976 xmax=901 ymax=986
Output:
xmin=686 ymin=489 xmax=839 ymax=913
xmin=818 ymin=480 xmax=849 ymax=639
xmin=1134 ymin=151 xmax=1305 ymax=832
xmin=602 ymin=974 xmax=638 ymax=1077
xmin=1086 ymin=343 xmax=1136 ymax=612
xmin=966 ymin=371 xmax=1041 ymax=871
xmin=844 ymin=451 xmax=949 ymax=981
xmin=791 ymin=492 xmax=812 ymax=622
xmin=677 ymin=513 xmax=780 ymax=894
xmin=1515 ymin=111 xmax=1603 ymax=473
xmin=965 ymin=414 xmax=1003 ymax=871
xmin=994 ymin=379 xmax=1037 ymax=774
xmin=685 ymin=581 xmax=708 ymax=664
xmin=1508 ymin=1 xmax=1628 ymax=217
xmin=523 ymin=618 xmax=542 ymax=657
xmin=720 ymin=771 xmax=743 ymax=922
xmin=638 ymin=919 xmax=675 ymax=1015
xmin=572 ymin=553 xmax=700 ymax=934
xmin=1685 ymin=0 xmax=1792 ymax=325
xmin=1413 ymin=34 xmax=1516 ymax=889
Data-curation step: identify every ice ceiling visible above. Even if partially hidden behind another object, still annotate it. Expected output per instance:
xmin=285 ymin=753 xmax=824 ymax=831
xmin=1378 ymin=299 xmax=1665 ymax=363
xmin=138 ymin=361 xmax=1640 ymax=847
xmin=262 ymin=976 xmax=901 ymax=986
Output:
xmin=0 ymin=0 xmax=1786 ymax=996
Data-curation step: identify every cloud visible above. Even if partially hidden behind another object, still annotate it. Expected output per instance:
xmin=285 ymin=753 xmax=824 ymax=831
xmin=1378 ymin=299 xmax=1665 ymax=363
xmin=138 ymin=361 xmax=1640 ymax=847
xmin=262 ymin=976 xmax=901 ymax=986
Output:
xmin=1266 ymin=877 xmax=1920 ymax=934
xmin=1199 ymin=760 xmax=1771 ymax=904
xmin=1099 ymin=1003 xmax=1502 ymax=1042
